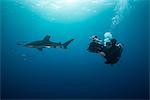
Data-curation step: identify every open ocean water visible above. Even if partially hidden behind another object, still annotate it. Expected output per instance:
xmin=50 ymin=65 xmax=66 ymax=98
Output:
xmin=1 ymin=0 xmax=149 ymax=99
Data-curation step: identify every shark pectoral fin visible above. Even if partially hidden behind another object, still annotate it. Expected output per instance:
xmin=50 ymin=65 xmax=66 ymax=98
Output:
xmin=60 ymin=45 xmax=63 ymax=48
xmin=37 ymin=48 xmax=43 ymax=51
xmin=59 ymin=42 xmax=63 ymax=48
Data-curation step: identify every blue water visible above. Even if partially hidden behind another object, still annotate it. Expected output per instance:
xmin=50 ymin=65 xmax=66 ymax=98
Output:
xmin=1 ymin=0 xmax=149 ymax=99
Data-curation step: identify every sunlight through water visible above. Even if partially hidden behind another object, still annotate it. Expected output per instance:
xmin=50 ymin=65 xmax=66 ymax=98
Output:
xmin=15 ymin=0 xmax=117 ymax=22
xmin=14 ymin=0 xmax=137 ymax=27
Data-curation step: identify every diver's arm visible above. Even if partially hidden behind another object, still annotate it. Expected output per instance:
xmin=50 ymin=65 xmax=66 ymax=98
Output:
xmin=117 ymin=43 xmax=124 ymax=48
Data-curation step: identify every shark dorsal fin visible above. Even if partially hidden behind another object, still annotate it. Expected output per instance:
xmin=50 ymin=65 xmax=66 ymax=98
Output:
xmin=43 ymin=35 xmax=50 ymax=42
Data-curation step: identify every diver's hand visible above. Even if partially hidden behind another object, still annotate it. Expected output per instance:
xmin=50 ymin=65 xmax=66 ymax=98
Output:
xmin=99 ymin=52 xmax=106 ymax=57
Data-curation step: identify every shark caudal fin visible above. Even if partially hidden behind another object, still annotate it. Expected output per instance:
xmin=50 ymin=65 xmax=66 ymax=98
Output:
xmin=63 ymin=39 xmax=74 ymax=49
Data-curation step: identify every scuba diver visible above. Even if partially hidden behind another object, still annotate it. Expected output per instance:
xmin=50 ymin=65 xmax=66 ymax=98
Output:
xmin=87 ymin=35 xmax=123 ymax=65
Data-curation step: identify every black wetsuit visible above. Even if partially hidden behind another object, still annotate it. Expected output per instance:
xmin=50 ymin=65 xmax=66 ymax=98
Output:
xmin=103 ymin=44 xmax=122 ymax=64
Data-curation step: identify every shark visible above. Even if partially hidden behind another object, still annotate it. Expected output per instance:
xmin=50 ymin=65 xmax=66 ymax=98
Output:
xmin=19 ymin=35 xmax=74 ymax=51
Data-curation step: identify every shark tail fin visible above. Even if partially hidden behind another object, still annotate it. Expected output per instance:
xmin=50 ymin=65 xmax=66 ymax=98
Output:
xmin=63 ymin=39 xmax=74 ymax=49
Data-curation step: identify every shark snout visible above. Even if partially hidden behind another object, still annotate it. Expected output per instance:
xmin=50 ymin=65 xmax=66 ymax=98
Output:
xmin=24 ymin=44 xmax=33 ymax=48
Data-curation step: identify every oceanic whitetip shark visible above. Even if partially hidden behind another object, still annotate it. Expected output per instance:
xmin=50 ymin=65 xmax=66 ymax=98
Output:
xmin=17 ymin=35 xmax=74 ymax=51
